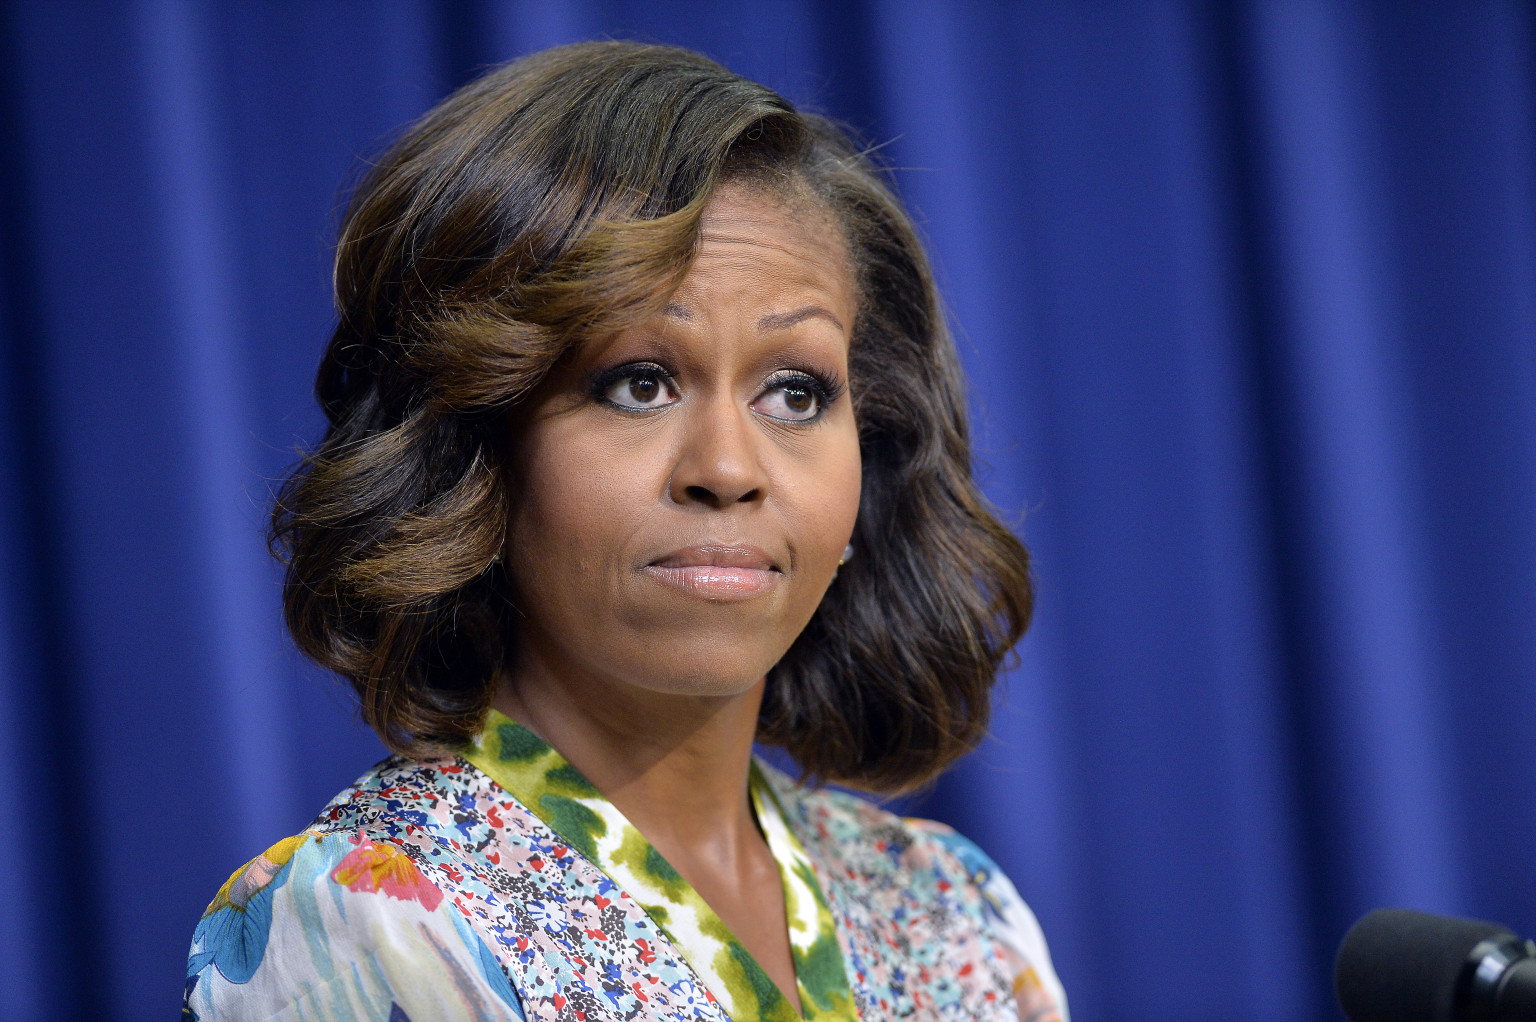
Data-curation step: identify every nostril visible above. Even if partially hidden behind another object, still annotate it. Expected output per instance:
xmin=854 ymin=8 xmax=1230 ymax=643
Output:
xmin=681 ymin=484 xmax=762 ymax=506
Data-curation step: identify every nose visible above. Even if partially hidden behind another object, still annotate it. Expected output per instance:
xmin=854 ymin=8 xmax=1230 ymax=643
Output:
xmin=668 ymin=393 xmax=767 ymax=508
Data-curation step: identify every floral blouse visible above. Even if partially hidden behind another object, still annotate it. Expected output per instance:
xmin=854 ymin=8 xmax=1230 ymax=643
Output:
xmin=184 ymin=711 xmax=1068 ymax=1021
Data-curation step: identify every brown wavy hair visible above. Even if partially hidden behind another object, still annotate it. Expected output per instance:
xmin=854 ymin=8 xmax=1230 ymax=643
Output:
xmin=273 ymin=40 xmax=1033 ymax=794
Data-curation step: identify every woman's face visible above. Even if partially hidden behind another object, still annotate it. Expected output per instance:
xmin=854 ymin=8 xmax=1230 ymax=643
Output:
xmin=503 ymin=181 xmax=861 ymax=702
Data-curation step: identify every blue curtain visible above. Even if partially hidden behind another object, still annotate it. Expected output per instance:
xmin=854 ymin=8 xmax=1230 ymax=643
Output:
xmin=2 ymin=3 xmax=1532 ymax=1019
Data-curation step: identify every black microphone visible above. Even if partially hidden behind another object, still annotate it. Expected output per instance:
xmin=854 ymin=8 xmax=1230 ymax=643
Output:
xmin=1336 ymin=908 xmax=1536 ymax=1021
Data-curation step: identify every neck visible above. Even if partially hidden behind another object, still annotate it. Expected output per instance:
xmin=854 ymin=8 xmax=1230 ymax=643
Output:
xmin=492 ymin=644 xmax=765 ymax=858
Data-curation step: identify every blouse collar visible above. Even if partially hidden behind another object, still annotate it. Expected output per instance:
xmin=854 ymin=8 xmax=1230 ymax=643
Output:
xmin=462 ymin=708 xmax=858 ymax=1022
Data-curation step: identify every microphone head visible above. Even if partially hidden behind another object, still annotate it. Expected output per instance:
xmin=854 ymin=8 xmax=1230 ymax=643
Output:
xmin=1335 ymin=908 xmax=1514 ymax=1022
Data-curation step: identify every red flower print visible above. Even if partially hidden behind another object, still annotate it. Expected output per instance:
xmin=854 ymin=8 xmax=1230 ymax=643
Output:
xmin=330 ymin=839 xmax=444 ymax=911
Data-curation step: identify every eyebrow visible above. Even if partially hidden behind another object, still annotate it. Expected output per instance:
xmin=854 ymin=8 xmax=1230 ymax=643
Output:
xmin=757 ymin=305 xmax=846 ymax=334
xmin=663 ymin=302 xmax=847 ymax=334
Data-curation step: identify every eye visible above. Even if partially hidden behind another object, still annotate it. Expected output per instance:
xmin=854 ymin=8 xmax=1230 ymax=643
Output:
xmin=751 ymin=372 xmax=830 ymax=422
xmin=597 ymin=364 xmax=678 ymax=411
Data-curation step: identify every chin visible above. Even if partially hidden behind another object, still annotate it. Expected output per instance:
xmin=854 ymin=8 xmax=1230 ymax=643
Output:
xmin=635 ymin=674 xmax=767 ymax=700
xmin=607 ymin=603 xmax=803 ymax=681
xmin=619 ymin=635 xmax=785 ymax=700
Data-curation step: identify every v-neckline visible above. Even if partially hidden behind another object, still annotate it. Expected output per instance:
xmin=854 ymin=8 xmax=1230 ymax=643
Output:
xmin=461 ymin=709 xmax=859 ymax=1022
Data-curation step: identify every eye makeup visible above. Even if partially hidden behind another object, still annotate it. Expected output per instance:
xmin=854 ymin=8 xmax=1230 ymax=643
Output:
xmin=587 ymin=359 xmax=846 ymax=422
xmin=587 ymin=360 xmax=677 ymax=411
xmin=754 ymin=368 xmax=845 ymax=422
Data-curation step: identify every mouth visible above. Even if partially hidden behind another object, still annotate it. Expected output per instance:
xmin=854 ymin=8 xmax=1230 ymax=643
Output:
xmin=644 ymin=543 xmax=782 ymax=601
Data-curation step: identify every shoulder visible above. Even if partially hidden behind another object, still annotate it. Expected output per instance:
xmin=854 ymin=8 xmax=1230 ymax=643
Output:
xmin=308 ymin=753 xmax=488 ymax=835
xmin=761 ymin=764 xmax=1069 ymax=1021
xmin=185 ymin=759 xmax=524 ymax=1021
xmin=759 ymin=764 xmax=984 ymax=896
xmin=903 ymin=819 xmax=1070 ymax=1021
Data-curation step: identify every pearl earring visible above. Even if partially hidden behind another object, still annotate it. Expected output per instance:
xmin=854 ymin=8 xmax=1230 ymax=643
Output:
xmin=838 ymin=543 xmax=853 ymax=567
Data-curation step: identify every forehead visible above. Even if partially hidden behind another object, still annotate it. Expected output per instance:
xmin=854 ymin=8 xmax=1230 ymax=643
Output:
xmin=675 ymin=180 xmax=855 ymax=312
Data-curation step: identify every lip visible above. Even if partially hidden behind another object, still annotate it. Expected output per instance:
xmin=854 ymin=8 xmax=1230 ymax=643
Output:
xmin=645 ymin=543 xmax=781 ymax=601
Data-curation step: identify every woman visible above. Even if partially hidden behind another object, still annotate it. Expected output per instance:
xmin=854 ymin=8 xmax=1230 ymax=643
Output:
xmin=185 ymin=41 xmax=1067 ymax=1022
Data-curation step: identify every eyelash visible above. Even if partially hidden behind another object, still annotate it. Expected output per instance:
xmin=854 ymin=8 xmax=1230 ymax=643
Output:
xmin=588 ymin=361 xmax=846 ymax=422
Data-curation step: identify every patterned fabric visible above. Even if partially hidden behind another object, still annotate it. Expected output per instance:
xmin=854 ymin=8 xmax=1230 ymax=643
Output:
xmin=184 ymin=830 xmax=523 ymax=1020
xmin=185 ymin=712 xmax=1067 ymax=1021
xmin=464 ymin=714 xmax=856 ymax=1022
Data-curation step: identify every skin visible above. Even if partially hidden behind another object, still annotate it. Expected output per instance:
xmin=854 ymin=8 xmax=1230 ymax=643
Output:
xmin=495 ymin=179 xmax=862 ymax=1013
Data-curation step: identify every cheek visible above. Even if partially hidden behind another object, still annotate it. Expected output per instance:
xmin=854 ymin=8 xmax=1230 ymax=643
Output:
xmin=827 ymin=440 xmax=863 ymax=546
xmin=506 ymin=422 xmax=652 ymax=588
xmin=786 ymin=426 xmax=863 ymax=572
